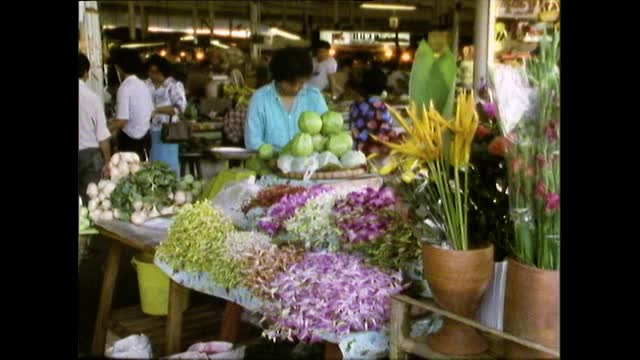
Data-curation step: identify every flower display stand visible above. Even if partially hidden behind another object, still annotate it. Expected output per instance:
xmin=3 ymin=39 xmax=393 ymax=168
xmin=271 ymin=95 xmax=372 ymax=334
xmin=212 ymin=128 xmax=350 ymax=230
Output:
xmin=389 ymin=294 xmax=559 ymax=359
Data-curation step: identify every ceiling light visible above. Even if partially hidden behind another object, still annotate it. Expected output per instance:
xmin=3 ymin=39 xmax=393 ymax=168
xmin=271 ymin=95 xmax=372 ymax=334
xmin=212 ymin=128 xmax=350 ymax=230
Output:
xmin=269 ymin=27 xmax=301 ymax=40
xmin=160 ymin=49 xmax=167 ymax=56
xmin=360 ymin=3 xmax=416 ymax=11
xmin=329 ymin=48 xmax=336 ymax=56
xmin=401 ymin=51 xmax=412 ymax=62
xmin=121 ymin=42 xmax=165 ymax=49
xmin=210 ymin=39 xmax=230 ymax=49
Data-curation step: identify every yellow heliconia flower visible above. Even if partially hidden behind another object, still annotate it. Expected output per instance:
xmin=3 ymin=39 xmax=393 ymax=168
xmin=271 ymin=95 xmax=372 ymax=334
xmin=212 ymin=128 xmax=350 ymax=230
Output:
xmin=449 ymin=90 xmax=479 ymax=169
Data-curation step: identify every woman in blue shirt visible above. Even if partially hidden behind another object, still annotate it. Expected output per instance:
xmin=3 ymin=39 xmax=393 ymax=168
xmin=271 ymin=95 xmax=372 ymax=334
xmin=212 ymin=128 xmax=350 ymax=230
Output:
xmin=244 ymin=47 xmax=328 ymax=150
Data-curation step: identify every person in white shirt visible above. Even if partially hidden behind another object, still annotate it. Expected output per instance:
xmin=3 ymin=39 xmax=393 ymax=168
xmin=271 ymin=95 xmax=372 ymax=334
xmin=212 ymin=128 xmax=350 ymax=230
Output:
xmin=109 ymin=49 xmax=154 ymax=160
xmin=78 ymin=52 xmax=111 ymax=205
xmin=307 ymin=41 xmax=338 ymax=93
xmin=145 ymin=55 xmax=187 ymax=175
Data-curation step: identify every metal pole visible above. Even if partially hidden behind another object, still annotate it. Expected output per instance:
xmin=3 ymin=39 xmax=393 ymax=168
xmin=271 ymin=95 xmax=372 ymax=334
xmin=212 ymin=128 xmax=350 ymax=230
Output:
xmin=139 ymin=4 xmax=146 ymax=40
xmin=349 ymin=0 xmax=354 ymax=27
xmin=250 ymin=1 xmax=259 ymax=61
xmin=128 ymin=0 xmax=136 ymax=41
xmin=473 ymin=0 xmax=490 ymax=88
xmin=334 ymin=0 xmax=338 ymax=27
xmin=209 ymin=1 xmax=215 ymax=35
xmin=452 ymin=0 xmax=460 ymax=60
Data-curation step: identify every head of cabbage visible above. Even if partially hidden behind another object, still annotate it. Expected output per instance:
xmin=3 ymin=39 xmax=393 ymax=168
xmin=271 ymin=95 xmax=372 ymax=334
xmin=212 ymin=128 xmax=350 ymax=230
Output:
xmin=316 ymin=151 xmax=343 ymax=171
xmin=312 ymin=134 xmax=328 ymax=152
xmin=327 ymin=132 xmax=354 ymax=157
xmin=340 ymin=150 xmax=367 ymax=169
xmin=298 ymin=111 xmax=323 ymax=135
xmin=291 ymin=133 xmax=314 ymax=157
xmin=321 ymin=111 xmax=344 ymax=135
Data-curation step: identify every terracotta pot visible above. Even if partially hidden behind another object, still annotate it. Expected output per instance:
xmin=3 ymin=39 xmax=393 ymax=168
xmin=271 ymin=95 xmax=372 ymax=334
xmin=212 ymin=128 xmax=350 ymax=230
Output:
xmin=504 ymin=259 xmax=559 ymax=359
xmin=422 ymin=243 xmax=494 ymax=355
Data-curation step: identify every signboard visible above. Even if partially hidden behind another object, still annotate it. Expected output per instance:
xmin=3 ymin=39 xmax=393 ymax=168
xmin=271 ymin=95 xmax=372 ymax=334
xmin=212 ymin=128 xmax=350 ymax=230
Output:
xmin=320 ymin=30 xmax=410 ymax=46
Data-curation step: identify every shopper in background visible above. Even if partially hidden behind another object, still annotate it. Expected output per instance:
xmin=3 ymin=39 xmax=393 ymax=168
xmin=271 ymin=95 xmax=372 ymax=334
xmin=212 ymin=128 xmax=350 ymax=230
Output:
xmin=387 ymin=62 xmax=411 ymax=95
xmin=331 ymin=57 xmax=354 ymax=100
xmin=349 ymin=67 xmax=400 ymax=157
xmin=79 ymin=52 xmax=111 ymax=205
xmin=307 ymin=41 xmax=338 ymax=92
xmin=245 ymin=46 xmax=328 ymax=150
xmin=109 ymin=49 xmax=154 ymax=160
xmin=145 ymin=55 xmax=187 ymax=176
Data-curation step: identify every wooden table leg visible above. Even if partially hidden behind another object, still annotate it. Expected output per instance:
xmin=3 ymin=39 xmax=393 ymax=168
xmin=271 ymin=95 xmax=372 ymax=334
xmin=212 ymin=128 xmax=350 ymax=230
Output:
xmin=390 ymin=298 xmax=409 ymax=360
xmin=91 ymin=239 xmax=123 ymax=356
xmin=218 ymin=301 xmax=243 ymax=342
xmin=324 ymin=342 xmax=343 ymax=360
xmin=166 ymin=280 xmax=189 ymax=356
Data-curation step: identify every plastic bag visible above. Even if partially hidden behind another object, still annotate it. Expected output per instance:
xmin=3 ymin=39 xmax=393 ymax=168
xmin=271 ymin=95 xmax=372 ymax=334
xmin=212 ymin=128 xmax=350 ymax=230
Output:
xmin=211 ymin=177 xmax=262 ymax=228
xmin=476 ymin=261 xmax=507 ymax=330
xmin=208 ymin=346 xmax=246 ymax=360
xmin=105 ymin=334 xmax=153 ymax=359
xmin=187 ymin=341 xmax=233 ymax=354
xmin=164 ymin=351 xmax=209 ymax=359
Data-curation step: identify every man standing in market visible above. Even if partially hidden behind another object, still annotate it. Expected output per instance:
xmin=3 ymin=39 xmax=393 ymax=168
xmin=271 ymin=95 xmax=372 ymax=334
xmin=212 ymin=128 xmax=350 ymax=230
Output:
xmin=307 ymin=41 xmax=338 ymax=93
xmin=78 ymin=52 xmax=111 ymax=205
xmin=108 ymin=48 xmax=154 ymax=160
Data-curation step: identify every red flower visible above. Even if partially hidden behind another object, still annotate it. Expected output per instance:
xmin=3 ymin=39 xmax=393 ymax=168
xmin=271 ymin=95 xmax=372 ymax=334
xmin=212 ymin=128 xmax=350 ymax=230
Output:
xmin=488 ymin=136 xmax=509 ymax=157
xmin=535 ymin=182 xmax=546 ymax=197
xmin=475 ymin=125 xmax=492 ymax=141
xmin=537 ymin=154 xmax=547 ymax=168
xmin=545 ymin=192 xmax=560 ymax=211
xmin=525 ymin=166 xmax=535 ymax=177
xmin=544 ymin=120 xmax=559 ymax=142
xmin=511 ymin=158 xmax=522 ymax=173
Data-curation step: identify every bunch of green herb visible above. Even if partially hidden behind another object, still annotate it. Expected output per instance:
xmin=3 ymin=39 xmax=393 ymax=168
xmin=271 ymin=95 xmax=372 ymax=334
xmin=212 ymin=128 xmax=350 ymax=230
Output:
xmin=155 ymin=202 xmax=241 ymax=288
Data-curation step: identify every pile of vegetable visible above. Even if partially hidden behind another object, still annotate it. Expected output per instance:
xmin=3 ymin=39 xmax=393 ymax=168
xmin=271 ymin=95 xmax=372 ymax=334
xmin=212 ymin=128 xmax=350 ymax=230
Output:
xmin=351 ymin=219 xmax=421 ymax=270
xmin=155 ymin=202 xmax=240 ymax=288
xmin=240 ymin=244 xmax=306 ymax=298
xmin=86 ymin=179 xmax=119 ymax=222
xmin=223 ymin=83 xmax=255 ymax=108
xmin=108 ymin=152 xmax=141 ymax=182
xmin=250 ymin=111 xmax=366 ymax=175
xmin=110 ymin=161 xmax=179 ymax=224
xmin=260 ymin=251 xmax=404 ymax=343
xmin=79 ymin=198 xmax=97 ymax=235
xmin=283 ymin=193 xmax=342 ymax=251
xmin=241 ymin=185 xmax=306 ymax=213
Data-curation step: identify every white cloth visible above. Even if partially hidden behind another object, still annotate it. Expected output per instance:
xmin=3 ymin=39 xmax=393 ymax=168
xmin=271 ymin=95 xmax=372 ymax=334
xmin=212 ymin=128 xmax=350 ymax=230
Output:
xmin=79 ymin=79 xmax=111 ymax=150
xmin=145 ymin=77 xmax=187 ymax=131
xmin=116 ymin=75 xmax=153 ymax=139
xmin=308 ymin=57 xmax=338 ymax=91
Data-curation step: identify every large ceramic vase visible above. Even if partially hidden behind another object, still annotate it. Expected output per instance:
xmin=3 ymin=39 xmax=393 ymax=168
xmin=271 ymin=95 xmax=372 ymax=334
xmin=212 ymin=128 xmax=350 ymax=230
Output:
xmin=422 ymin=243 xmax=495 ymax=355
xmin=504 ymin=259 xmax=560 ymax=359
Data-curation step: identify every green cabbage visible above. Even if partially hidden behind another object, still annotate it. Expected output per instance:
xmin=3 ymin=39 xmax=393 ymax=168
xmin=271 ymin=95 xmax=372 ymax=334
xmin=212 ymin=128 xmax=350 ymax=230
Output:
xmin=298 ymin=111 xmax=323 ymax=135
xmin=291 ymin=133 xmax=314 ymax=157
xmin=312 ymin=134 xmax=328 ymax=152
xmin=326 ymin=132 xmax=353 ymax=157
xmin=258 ymin=144 xmax=275 ymax=160
xmin=320 ymin=111 xmax=344 ymax=135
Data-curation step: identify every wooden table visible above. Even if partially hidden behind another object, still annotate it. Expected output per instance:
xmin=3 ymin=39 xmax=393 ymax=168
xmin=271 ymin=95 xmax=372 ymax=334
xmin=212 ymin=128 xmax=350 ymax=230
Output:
xmin=389 ymin=294 xmax=560 ymax=359
xmin=90 ymin=220 xmax=244 ymax=356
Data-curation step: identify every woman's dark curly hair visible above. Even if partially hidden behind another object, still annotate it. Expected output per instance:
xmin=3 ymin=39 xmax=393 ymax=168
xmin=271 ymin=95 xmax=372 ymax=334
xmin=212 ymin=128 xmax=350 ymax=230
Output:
xmin=269 ymin=47 xmax=313 ymax=82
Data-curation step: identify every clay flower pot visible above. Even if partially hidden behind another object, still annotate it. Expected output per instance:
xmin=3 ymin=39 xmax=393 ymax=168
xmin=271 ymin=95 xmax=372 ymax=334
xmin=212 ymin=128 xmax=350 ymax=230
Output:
xmin=422 ymin=243 xmax=495 ymax=355
xmin=504 ymin=259 xmax=559 ymax=359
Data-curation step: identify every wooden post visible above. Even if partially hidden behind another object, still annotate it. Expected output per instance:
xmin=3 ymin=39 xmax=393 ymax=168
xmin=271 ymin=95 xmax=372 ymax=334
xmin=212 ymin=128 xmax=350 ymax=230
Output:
xmin=218 ymin=301 xmax=244 ymax=342
xmin=209 ymin=1 xmax=215 ymax=34
xmin=91 ymin=240 xmax=123 ymax=355
xmin=166 ymin=280 xmax=189 ymax=355
xmin=473 ymin=0 xmax=490 ymax=88
xmin=324 ymin=342 xmax=343 ymax=360
xmin=139 ymin=4 xmax=147 ymax=40
xmin=192 ymin=2 xmax=199 ymax=44
xmin=250 ymin=1 xmax=260 ymax=62
xmin=390 ymin=298 xmax=409 ymax=360
xmin=452 ymin=1 xmax=461 ymax=60
xmin=333 ymin=0 xmax=338 ymax=27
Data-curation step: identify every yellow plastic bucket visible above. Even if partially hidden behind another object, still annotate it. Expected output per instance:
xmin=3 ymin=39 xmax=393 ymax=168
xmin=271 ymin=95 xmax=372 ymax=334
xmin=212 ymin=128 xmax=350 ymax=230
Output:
xmin=131 ymin=254 xmax=188 ymax=316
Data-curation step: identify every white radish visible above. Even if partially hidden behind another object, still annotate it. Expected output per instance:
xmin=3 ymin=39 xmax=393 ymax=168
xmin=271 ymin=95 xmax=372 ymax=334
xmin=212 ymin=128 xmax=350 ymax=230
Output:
xmin=101 ymin=199 xmax=112 ymax=210
xmin=90 ymin=209 xmax=103 ymax=222
xmin=130 ymin=163 xmax=141 ymax=173
xmin=148 ymin=207 xmax=160 ymax=219
xmin=98 ymin=193 xmax=107 ymax=202
xmin=110 ymin=153 xmax=121 ymax=166
xmin=133 ymin=201 xmax=144 ymax=212
xmin=160 ymin=206 xmax=174 ymax=216
xmin=130 ymin=211 xmax=146 ymax=225
xmin=104 ymin=182 xmax=117 ymax=195
xmin=174 ymin=191 xmax=186 ymax=205
xmin=117 ymin=162 xmax=130 ymax=177
xmin=86 ymin=183 xmax=99 ymax=199
xmin=109 ymin=167 xmax=121 ymax=180
xmin=113 ymin=209 xmax=121 ymax=219
xmin=100 ymin=210 xmax=114 ymax=221
xmin=88 ymin=199 xmax=99 ymax=212
xmin=168 ymin=192 xmax=174 ymax=200
xmin=98 ymin=180 xmax=108 ymax=190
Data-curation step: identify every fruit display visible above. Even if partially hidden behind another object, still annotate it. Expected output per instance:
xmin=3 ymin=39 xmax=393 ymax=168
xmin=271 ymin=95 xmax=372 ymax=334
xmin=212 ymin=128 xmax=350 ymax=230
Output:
xmin=274 ymin=111 xmax=366 ymax=175
xmin=222 ymin=83 xmax=254 ymax=108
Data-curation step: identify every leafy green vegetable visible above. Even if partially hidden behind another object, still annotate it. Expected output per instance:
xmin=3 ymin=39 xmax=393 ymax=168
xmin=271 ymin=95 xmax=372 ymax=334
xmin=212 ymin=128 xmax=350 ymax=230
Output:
xmin=111 ymin=161 xmax=177 ymax=215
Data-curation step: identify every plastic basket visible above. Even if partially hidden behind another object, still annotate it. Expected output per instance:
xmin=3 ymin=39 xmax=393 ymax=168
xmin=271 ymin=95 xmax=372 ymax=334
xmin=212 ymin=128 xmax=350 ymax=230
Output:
xmin=131 ymin=254 xmax=189 ymax=316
